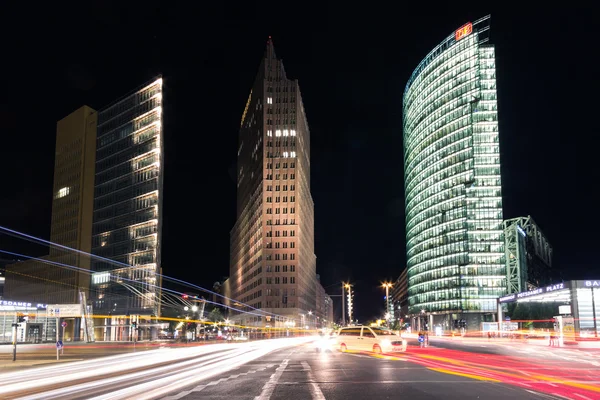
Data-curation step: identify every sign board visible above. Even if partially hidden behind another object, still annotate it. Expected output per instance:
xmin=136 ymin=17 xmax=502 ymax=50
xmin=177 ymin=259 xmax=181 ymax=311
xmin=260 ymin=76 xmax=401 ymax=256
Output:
xmin=455 ymin=22 xmax=473 ymax=41
xmin=61 ymin=321 xmax=68 ymax=328
xmin=47 ymin=304 xmax=82 ymax=318
xmin=499 ymin=281 xmax=571 ymax=303
xmin=558 ymin=305 xmax=571 ymax=315
xmin=56 ymin=340 xmax=63 ymax=349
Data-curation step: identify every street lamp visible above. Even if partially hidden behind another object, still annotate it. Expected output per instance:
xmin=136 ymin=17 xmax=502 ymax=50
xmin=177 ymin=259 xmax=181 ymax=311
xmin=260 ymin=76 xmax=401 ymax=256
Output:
xmin=345 ymin=284 xmax=353 ymax=324
xmin=382 ymin=283 xmax=393 ymax=325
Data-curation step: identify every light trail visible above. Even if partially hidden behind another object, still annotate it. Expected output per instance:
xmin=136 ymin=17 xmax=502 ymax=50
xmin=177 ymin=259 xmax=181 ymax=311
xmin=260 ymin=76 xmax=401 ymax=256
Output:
xmin=0 ymin=337 xmax=316 ymax=400
xmin=345 ymin=343 xmax=600 ymax=399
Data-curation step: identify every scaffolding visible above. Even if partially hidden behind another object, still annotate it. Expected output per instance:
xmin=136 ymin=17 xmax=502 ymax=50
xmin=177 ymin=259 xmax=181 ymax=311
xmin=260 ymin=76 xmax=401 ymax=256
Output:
xmin=503 ymin=216 xmax=553 ymax=293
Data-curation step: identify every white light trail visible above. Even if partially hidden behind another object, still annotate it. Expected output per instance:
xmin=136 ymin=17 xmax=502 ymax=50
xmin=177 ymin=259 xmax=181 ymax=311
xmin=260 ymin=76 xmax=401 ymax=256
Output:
xmin=0 ymin=337 xmax=315 ymax=400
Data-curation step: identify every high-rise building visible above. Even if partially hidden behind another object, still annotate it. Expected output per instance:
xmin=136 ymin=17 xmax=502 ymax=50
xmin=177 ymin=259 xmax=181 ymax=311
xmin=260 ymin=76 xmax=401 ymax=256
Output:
xmin=503 ymin=215 xmax=554 ymax=293
xmin=391 ymin=268 xmax=408 ymax=324
xmin=230 ymin=39 xmax=317 ymax=328
xmin=315 ymin=275 xmax=333 ymax=328
xmin=90 ymin=77 xmax=164 ymax=320
xmin=403 ymin=16 xmax=505 ymax=331
xmin=5 ymin=106 xmax=97 ymax=305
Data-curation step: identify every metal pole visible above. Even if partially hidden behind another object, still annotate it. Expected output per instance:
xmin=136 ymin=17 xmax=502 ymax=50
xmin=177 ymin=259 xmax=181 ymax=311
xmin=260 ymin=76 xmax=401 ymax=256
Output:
xmin=61 ymin=325 xmax=65 ymax=355
xmin=56 ymin=318 xmax=60 ymax=361
xmin=386 ymin=286 xmax=390 ymax=323
xmin=12 ymin=319 xmax=17 ymax=362
xmin=341 ymin=283 xmax=346 ymax=326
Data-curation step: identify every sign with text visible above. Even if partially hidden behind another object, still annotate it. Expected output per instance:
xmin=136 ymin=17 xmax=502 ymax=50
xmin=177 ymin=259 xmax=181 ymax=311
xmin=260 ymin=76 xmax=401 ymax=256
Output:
xmin=455 ymin=22 xmax=473 ymax=41
xmin=47 ymin=304 xmax=82 ymax=318
xmin=499 ymin=281 xmax=571 ymax=303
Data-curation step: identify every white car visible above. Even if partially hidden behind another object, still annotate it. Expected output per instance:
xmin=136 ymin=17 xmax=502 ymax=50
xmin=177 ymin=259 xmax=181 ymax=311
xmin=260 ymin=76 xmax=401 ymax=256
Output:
xmin=336 ymin=326 xmax=406 ymax=354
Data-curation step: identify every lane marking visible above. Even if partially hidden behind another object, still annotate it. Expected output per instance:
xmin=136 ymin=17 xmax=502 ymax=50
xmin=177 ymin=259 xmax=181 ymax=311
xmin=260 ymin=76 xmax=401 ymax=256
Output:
xmin=428 ymin=367 xmax=500 ymax=382
xmin=573 ymin=393 xmax=593 ymax=400
xmin=254 ymin=359 xmax=289 ymax=400
xmin=301 ymin=361 xmax=326 ymax=400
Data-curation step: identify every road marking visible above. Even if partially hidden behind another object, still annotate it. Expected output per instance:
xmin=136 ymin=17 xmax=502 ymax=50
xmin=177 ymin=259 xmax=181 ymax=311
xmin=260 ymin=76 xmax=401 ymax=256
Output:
xmin=163 ymin=363 xmax=277 ymax=399
xmin=524 ymin=389 xmax=566 ymax=399
xmin=428 ymin=367 xmax=500 ymax=382
xmin=254 ymin=359 xmax=289 ymax=400
xmin=573 ymin=393 xmax=593 ymax=400
xmin=301 ymin=361 xmax=326 ymax=400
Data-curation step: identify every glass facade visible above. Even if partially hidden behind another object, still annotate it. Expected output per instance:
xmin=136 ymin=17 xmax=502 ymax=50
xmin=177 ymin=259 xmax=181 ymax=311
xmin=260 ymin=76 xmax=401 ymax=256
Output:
xmin=403 ymin=16 xmax=506 ymax=316
xmin=91 ymin=78 xmax=164 ymax=317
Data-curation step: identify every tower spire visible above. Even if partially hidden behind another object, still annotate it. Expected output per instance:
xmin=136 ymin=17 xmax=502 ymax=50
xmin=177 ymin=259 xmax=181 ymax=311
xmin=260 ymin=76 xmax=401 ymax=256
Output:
xmin=265 ymin=36 xmax=276 ymax=60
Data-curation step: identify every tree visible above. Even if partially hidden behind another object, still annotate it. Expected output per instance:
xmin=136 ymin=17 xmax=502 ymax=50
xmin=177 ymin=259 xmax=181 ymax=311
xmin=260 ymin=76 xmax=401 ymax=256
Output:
xmin=208 ymin=307 xmax=224 ymax=323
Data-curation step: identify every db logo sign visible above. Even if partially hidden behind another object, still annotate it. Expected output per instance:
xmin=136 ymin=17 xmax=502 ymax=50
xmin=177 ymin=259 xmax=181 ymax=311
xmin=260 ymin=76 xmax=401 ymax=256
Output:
xmin=455 ymin=23 xmax=473 ymax=41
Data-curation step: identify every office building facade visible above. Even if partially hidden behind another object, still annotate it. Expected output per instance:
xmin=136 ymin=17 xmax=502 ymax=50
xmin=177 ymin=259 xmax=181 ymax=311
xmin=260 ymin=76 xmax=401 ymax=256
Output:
xmin=91 ymin=77 xmax=164 ymax=320
xmin=403 ymin=16 xmax=505 ymax=331
xmin=230 ymin=39 xmax=317 ymax=328
xmin=391 ymin=268 xmax=409 ymax=325
xmin=5 ymin=106 xmax=98 ymax=305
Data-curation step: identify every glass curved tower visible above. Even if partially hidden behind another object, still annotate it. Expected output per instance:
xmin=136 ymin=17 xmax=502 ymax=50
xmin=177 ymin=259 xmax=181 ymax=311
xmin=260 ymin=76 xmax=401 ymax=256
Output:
xmin=403 ymin=15 xmax=506 ymax=329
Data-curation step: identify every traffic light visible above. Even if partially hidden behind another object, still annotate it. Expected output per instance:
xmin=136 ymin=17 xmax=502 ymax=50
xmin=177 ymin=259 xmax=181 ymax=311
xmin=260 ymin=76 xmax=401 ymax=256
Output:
xmin=16 ymin=313 xmax=27 ymax=323
xmin=131 ymin=321 xmax=137 ymax=329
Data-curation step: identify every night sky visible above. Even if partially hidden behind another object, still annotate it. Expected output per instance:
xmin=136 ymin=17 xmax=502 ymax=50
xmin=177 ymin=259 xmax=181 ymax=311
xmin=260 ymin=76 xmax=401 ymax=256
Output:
xmin=1 ymin=4 xmax=598 ymax=321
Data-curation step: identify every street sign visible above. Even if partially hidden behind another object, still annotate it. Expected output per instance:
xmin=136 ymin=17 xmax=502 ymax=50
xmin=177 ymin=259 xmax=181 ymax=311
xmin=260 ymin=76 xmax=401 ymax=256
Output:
xmin=47 ymin=308 xmax=60 ymax=317
xmin=47 ymin=304 xmax=82 ymax=318
xmin=56 ymin=341 xmax=63 ymax=349
xmin=61 ymin=321 xmax=68 ymax=328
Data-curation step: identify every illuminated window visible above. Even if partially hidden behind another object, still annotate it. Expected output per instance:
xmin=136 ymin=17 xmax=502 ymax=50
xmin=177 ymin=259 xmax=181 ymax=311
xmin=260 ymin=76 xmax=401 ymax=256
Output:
xmin=92 ymin=272 xmax=111 ymax=285
xmin=56 ymin=187 xmax=70 ymax=199
xmin=290 ymin=130 xmax=296 ymax=136
xmin=267 ymin=97 xmax=273 ymax=104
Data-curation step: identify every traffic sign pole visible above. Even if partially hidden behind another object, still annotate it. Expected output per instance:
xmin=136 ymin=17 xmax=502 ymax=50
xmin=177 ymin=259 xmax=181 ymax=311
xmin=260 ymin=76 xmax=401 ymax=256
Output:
xmin=55 ymin=310 xmax=60 ymax=361
xmin=61 ymin=322 xmax=67 ymax=355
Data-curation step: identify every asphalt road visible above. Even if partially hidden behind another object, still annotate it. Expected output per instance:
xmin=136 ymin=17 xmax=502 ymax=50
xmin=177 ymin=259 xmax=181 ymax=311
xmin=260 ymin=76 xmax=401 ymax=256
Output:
xmin=159 ymin=342 xmax=559 ymax=400
xmin=2 ymin=338 xmax=596 ymax=399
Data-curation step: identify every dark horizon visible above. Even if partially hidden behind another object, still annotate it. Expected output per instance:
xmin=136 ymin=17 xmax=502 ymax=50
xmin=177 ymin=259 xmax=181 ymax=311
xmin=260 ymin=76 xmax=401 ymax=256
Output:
xmin=1 ymin=4 xmax=599 ymax=322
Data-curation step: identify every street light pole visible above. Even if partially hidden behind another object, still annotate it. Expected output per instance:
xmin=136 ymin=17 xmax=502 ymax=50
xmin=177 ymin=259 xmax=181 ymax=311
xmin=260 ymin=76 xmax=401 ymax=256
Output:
xmin=382 ymin=283 xmax=393 ymax=326
xmin=346 ymin=284 xmax=353 ymax=324
xmin=341 ymin=282 xmax=346 ymax=326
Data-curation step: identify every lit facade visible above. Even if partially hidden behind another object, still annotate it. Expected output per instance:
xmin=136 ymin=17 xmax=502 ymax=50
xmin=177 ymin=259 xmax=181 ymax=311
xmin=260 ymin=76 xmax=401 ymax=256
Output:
xmin=91 ymin=78 xmax=164 ymax=318
xmin=391 ymin=268 xmax=409 ymax=323
xmin=230 ymin=39 xmax=317 ymax=328
xmin=5 ymin=106 xmax=98 ymax=305
xmin=403 ymin=16 xmax=505 ymax=330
